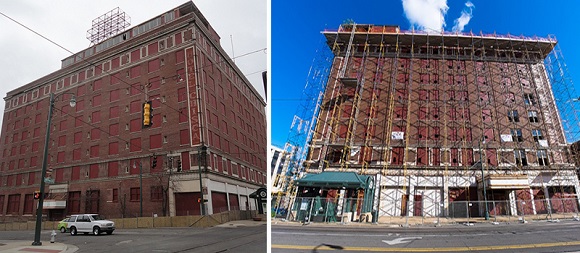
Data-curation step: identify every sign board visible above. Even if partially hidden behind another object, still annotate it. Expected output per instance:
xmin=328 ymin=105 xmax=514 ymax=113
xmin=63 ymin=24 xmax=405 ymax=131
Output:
xmin=44 ymin=178 xmax=55 ymax=184
xmin=500 ymin=134 xmax=513 ymax=142
xmin=391 ymin=131 xmax=404 ymax=140
xmin=539 ymin=140 xmax=548 ymax=147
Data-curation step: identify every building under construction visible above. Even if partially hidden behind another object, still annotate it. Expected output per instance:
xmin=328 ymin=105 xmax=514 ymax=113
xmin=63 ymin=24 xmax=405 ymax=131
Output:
xmin=287 ymin=24 xmax=580 ymax=221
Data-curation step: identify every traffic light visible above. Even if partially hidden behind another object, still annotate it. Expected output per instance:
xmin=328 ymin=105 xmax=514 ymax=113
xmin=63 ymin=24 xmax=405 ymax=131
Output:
xmin=34 ymin=191 xmax=40 ymax=200
xmin=142 ymin=101 xmax=153 ymax=128
xmin=177 ymin=160 xmax=182 ymax=172
xmin=152 ymin=155 xmax=157 ymax=168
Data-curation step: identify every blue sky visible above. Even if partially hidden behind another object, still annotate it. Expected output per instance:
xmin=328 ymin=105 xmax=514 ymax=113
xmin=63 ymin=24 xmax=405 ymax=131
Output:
xmin=271 ymin=0 xmax=580 ymax=148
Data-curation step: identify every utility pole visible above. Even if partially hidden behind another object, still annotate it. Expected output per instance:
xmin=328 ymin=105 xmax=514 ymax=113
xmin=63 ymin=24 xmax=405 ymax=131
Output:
xmin=479 ymin=138 xmax=490 ymax=220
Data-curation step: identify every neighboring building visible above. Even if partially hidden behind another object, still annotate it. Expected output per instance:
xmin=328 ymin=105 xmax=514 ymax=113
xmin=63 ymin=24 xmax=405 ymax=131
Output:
xmin=0 ymin=2 xmax=266 ymax=221
xmin=297 ymin=24 xmax=580 ymax=221
xmin=270 ymin=146 xmax=285 ymax=179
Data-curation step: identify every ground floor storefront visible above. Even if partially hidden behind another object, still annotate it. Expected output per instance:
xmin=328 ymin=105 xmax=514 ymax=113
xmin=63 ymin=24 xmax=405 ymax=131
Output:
xmin=273 ymin=170 xmax=580 ymax=223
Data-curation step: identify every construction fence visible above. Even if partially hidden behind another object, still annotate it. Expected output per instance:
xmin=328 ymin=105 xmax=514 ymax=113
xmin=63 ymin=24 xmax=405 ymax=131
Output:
xmin=272 ymin=196 xmax=580 ymax=224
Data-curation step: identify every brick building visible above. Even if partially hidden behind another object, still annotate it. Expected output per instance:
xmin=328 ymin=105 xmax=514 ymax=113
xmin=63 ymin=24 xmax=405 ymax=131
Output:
xmin=0 ymin=2 xmax=266 ymax=221
xmin=295 ymin=24 xmax=580 ymax=220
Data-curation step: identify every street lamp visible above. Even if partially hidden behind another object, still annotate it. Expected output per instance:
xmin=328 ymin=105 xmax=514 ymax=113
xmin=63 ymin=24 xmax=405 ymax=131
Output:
xmin=479 ymin=138 xmax=490 ymax=220
xmin=199 ymin=146 xmax=207 ymax=215
xmin=133 ymin=161 xmax=143 ymax=217
xmin=33 ymin=92 xmax=76 ymax=246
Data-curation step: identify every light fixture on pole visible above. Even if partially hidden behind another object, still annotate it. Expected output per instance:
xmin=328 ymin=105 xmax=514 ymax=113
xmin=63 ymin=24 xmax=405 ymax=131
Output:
xmin=33 ymin=92 xmax=76 ymax=246
xmin=479 ymin=138 xmax=490 ymax=221
xmin=133 ymin=161 xmax=143 ymax=217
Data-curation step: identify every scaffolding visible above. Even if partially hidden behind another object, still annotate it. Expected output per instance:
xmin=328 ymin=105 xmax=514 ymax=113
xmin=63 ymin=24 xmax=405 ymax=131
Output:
xmin=304 ymin=24 xmax=580 ymax=220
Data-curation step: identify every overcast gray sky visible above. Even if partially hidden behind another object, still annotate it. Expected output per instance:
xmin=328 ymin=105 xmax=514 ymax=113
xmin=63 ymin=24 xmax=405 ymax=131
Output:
xmin=0 ymin=0 xmax=267 ymax=130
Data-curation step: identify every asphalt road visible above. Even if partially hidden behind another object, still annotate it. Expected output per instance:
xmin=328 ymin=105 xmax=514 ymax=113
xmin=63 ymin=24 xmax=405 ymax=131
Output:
xmin=272 ymin=220 xmax=580 ymax=252
xmin=0 ymin=225 xmax=267 ymax=253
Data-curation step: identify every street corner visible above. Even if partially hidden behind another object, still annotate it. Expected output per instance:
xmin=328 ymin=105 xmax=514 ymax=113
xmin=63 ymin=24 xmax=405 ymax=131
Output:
xmin=0 ymin=241 xmax=77 ymax=253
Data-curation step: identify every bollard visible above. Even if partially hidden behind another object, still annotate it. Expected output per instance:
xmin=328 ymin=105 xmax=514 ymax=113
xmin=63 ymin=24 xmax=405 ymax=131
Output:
xmin=50 ymin=230 xmax=56 ymax=243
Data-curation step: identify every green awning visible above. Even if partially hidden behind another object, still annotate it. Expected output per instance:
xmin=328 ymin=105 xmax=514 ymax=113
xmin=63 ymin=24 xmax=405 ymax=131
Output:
xmin=295 ymin=172 xmax=369 ymax=189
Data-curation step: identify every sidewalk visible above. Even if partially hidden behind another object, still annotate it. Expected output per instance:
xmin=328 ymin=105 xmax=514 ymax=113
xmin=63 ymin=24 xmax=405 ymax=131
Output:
xmin=0 ymin=241 xmax=78 ymax=253
xmin=216 ymin=219 xmax=268 ymax=228
xmin=271 ymin=214 xmax=579 ymax=228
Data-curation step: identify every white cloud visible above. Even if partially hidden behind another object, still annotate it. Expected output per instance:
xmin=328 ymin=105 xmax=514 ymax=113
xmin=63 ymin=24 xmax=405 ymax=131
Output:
xmin=452 ymin=1 xmax=475 ymax=32
xmin=402 ymin=0 xmax=449 ymax=33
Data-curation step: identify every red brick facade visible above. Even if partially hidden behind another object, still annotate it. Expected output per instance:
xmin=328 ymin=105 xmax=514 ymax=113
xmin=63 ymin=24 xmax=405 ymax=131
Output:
xmin=0 ymin=2 xmax=266 ymax=221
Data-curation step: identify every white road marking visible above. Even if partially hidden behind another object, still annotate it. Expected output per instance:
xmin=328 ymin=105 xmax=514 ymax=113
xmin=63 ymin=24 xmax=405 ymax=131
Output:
xmin=382 ymin=237 xmax=422 ymax=245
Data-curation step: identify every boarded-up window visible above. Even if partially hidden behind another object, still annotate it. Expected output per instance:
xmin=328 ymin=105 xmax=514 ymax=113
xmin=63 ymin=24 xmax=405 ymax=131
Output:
xmin=58 ymin=136 xmax=66 ymax=147
xmin=181 ymin=151 xmax=190 ymax=171
xmin=131 ymin=49 xmax=140 ymax=62
xmin=175 ymin=50 xmax=185 ymax=63
xmin=417 ymin=148 xmax=427 ymax=165
xmin=391 ymin=147 xmax=404 ymax=165
xmin=89 ymin=164 xmax=99 ymax=178
xmin=107 ymin=161 xmax=118 ymax=177
xmin=57 ymin=152 xmax=65 ymax=163
xmin=130 ymin=118 xmax=141 ymax=132
xmin=486 ymin=149 xmax=497 ymax=166
xmin=150 ymin=134 xmax=162 ymax=149
xmin=73 ymin=149 xmax=81 ymax=160
xmin=395 ymin=107 xmax=407 ymax=119
xmin=130 ymin=138 xmax=141 ymax=152
xmin=130 ymin=65 xmax=141 ymax=78
xmin=419 ymin=107 xmax=427 ymax=120
xmin=130 ymin=100 xmax=141 ymax=114
xmin=71 ymin=166 xmax=80 ymax=181
xmin=451 ymin=149 xmax=459 ymax=166
xmin=92 ymin=111 xmax=101 ymax=122
xmin=180 ymin=129 xmax=189 ymax=145
xmin=110 ymin=106 xmax=119 ymax=119
xmin=418 ymin=126 xmax=427 ymax=140
xmin=90 ymin=145 xmax=99 ymax=158
xmin=462 ymin=148 xmax=474 ymax=166
xmin=109 ymin=123 xmax=119 ymax=136
xmin=431 ymin=126 xmax=440 ymax=140
xmin=110 ymin=89 xmax=120 ymax=102
xmin=148 ymin=42 xmax=158 ymax=55
xmin=148 ymin=59 xmax=160 ymax=73
xmin=109 ymin=142 xmax=118 ymax=155
xmin=91 ymin=128 xmax=100 ymax=140
xmin=432 ymin=148 xmax=440 ymax=166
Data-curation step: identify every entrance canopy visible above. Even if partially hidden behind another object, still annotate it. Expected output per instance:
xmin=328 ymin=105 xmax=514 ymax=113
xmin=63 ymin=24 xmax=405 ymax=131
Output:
xmin=295 ymin=172 xmax=370 ymax=189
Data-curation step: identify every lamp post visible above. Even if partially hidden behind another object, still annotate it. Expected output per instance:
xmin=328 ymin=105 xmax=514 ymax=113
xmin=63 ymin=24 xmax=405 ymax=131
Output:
xmin=199 ymin=146 xmax=207 ymax=215
xmin=133 ymin=161 xmax=143 ymax=217
xmin=33 ymin=92 xmax=75 ymax=246
xmin=479 ymin=138 xmax=490 ymax=220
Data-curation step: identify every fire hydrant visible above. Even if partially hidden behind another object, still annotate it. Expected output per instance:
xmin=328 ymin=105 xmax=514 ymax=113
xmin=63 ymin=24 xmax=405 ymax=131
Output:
xmin=50 ymin=230 xmax=56 ymax=243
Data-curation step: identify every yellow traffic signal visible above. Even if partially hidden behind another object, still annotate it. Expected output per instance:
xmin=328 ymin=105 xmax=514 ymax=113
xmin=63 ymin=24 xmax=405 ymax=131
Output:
xmin=143 ymin=101 xmax=152 ymax=128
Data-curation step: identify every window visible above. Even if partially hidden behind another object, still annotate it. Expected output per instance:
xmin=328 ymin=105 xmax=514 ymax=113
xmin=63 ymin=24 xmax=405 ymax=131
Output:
xmin=514 ymin=149 xmax=527 ymax=166
xmin=112 ymin=188 xmax=118 ymax=202
xmin=130 ymin=187 xmax=140 ymax=201
xmin=508 ymin=110 xmax=519 ymax=122
xmin=532 ymin=129 xmax=543 ymax=141
xmin=524 ymin=93 xmax=536 ymax=105
xmin=537 ymin=150 xmax=549 ymax=166
xmin=511 ymin=129 xmax=523 ymax=142
xmin=528 ymin=111 xmax=539 ymax=123
xmin=150 ymin=186 xmax=163 ymax=201
xmin=7 ymin=194 xmax=20 ymax=214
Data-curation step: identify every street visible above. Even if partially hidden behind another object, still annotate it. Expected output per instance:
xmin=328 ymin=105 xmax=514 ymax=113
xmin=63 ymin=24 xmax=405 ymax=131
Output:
xmin=0 ymin=224 xmax=266 ymax=253
xmin=272 ymin=220 xmax=580 ymax=252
